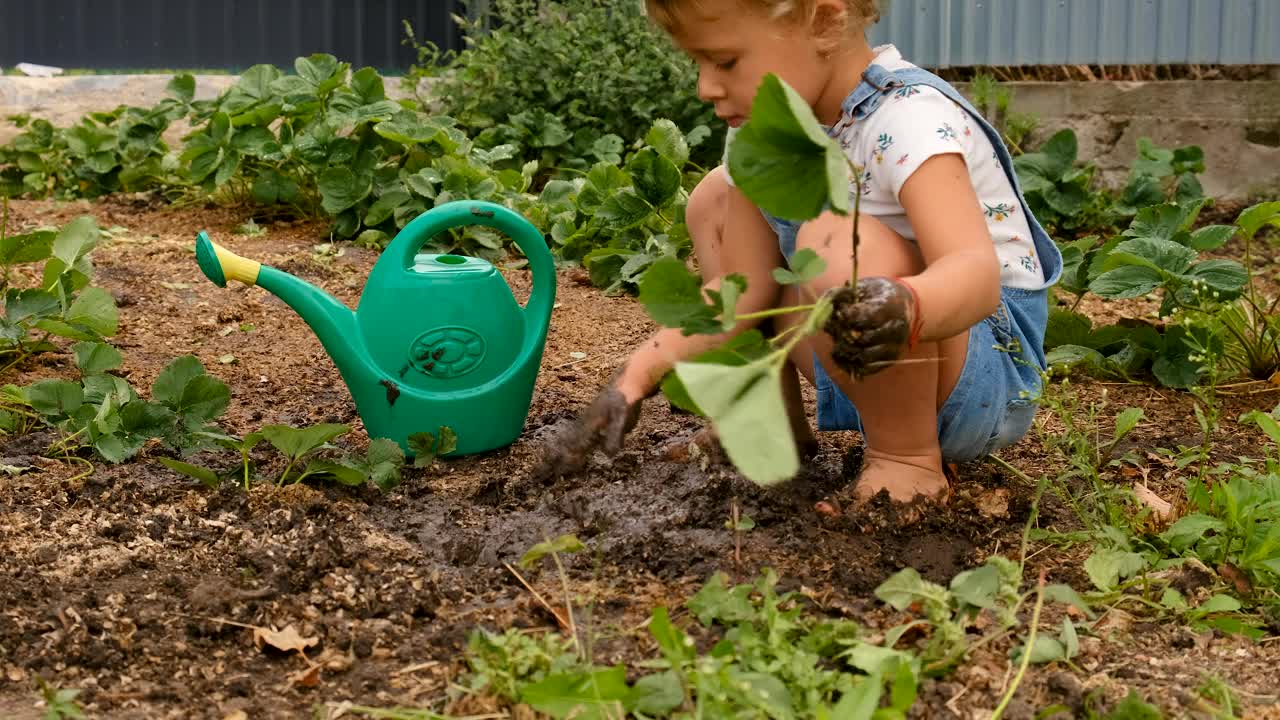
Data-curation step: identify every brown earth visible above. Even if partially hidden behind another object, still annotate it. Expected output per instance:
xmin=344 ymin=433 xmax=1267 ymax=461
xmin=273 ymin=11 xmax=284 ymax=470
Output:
xmin=0 ymin=198 xmax=1277 ymax=719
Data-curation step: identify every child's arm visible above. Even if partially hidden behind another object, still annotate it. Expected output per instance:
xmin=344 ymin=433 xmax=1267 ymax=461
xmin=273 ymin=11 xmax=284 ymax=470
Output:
xmin=533 ymin=184 xmax=786 ymax=478
xmin=615 ymin=185 xmax=789 ymax=401
xmin=896 ymin=152 xmax=1002 ymax=341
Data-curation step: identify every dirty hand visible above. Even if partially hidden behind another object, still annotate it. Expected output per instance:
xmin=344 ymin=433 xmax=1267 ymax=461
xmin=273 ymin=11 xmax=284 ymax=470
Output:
xmin=825 ymin=276 xmax=919 ymax=378
xmin=533 ymin=370 xmax=645 ymax=479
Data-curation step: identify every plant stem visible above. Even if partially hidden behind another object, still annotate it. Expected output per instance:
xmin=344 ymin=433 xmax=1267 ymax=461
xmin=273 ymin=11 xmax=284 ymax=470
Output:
xmin=845 ymin=157 xmax=864 ymax=289
xmin=735 ymin=305 xmax=817 ymax=321
xmin=277 ymin=456 xmax=299 ymax=487
xmin=550 ymin=549 xmax=582 ymax=661
xmin=990 ymin=570 xmax=1047 ymax=720
xmin=66 ymin=456 xmax=94 ymax=484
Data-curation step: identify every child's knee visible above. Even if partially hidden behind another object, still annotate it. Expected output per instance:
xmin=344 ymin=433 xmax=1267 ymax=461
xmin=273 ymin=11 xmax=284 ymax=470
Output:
xmin=686 ymin=165 xmax=730 ymax=224
xmin=795 ymin=211 xmax=923 ymax=278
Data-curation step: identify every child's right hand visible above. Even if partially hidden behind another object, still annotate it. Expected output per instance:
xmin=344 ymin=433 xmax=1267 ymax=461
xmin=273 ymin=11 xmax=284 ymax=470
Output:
xmin=532 ymin=371 xmax=645 ymax=479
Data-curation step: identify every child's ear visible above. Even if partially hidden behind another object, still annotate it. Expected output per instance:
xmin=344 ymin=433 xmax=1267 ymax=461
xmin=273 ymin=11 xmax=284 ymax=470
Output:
xmin=810 ymin=0 xmax=851 ymax=55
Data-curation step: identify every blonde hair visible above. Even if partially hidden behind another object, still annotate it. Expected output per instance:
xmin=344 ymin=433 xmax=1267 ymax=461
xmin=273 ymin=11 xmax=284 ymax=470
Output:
xmin=645 ymin=0 xmax=881 ymax=39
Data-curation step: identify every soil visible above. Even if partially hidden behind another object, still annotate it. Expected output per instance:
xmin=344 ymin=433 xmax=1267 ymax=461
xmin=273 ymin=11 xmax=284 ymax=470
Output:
xmin=0 ymin=198 xmax=1278 ymax=719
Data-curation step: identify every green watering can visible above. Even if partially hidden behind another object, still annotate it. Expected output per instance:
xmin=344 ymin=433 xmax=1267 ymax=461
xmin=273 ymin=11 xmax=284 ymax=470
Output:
xmin=194 ymin=200 xmax=556 ymax=457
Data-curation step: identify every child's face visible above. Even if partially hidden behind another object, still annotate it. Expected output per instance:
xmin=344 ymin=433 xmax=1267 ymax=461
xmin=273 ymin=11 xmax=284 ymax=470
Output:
xmin=666 ymin=0 xmax=837 ymax=128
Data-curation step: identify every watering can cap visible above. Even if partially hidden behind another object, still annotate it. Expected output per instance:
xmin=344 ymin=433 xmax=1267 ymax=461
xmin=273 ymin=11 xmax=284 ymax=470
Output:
xmin=410 ymin=253 xmax=494 ymax=275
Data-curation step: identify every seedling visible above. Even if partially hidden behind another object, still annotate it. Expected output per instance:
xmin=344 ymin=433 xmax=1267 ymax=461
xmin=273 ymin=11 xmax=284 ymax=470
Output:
xmin=638 ymin=73 xmax=873 ymax=486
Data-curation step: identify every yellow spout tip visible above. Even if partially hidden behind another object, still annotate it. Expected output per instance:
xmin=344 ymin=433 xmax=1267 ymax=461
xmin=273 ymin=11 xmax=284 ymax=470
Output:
xmin=196 ymin=231 xmax=261 ymax=287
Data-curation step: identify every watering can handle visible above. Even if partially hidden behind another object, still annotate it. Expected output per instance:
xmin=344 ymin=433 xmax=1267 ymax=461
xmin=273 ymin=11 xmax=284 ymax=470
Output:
xmin=383 ymin=199 xmax=556 ymax=335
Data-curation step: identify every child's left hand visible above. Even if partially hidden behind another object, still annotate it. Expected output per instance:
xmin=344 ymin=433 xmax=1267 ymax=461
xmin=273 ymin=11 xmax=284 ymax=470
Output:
xmin=825 ymin=277 xmax=919 ymax=377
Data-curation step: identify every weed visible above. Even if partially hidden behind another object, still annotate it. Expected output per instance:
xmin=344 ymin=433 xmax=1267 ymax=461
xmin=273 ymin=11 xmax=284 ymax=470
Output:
xmin=36 ymin=677 xmax=85 ymax=720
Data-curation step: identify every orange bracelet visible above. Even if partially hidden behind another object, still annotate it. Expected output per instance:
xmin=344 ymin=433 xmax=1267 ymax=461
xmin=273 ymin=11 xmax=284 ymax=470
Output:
xmin=893 ymin=277 xmax=924 ymax=351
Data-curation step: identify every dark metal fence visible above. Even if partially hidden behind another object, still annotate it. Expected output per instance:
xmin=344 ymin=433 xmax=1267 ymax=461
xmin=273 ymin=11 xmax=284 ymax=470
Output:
xmin=0 ymin=0 xmax=466 ymax=72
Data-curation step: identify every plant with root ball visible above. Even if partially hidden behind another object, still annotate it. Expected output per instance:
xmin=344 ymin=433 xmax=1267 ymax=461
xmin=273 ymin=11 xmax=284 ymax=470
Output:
xmin=639 ymin=73 xmax=872 ymax=486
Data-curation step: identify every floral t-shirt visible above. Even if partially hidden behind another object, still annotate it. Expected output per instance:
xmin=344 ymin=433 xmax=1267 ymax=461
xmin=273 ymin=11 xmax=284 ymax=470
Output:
xmin=725 ymin=44 xmax=1044 ymax=289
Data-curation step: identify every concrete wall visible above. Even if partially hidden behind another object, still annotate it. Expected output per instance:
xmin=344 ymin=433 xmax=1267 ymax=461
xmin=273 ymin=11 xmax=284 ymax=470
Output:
xmin=3 ymin=75 xmax=1278 ymax=201
xmin=970 ymin=80 xmax=1280 ymax=201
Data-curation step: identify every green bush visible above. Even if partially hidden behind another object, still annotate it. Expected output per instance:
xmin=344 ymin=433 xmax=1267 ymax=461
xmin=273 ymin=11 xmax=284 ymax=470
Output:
xmin=402 ymin=0 xmax=725 ymax=171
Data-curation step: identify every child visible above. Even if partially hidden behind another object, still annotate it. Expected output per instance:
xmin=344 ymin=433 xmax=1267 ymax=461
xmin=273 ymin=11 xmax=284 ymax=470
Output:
xmin=537 ymin=0 xmax=1061 ymax=518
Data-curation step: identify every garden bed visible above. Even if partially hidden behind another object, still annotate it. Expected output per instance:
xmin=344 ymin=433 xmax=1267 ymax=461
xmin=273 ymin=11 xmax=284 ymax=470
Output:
xmin=0 ymin=198 xmax=1277 ymax=719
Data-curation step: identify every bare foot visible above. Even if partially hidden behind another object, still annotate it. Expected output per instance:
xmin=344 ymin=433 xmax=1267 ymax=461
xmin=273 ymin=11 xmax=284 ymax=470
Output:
xmin=814 ymin=451 xmax=950 ymax=518
xmin=661 ymin=425 xmax=820 ymax=464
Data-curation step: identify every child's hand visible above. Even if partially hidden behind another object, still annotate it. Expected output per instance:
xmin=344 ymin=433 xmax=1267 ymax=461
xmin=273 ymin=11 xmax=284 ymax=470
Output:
xmin=825 ymin=277 xmax=919 ymax=377
xmin=532 ymin=372 xmax=644 ymax=479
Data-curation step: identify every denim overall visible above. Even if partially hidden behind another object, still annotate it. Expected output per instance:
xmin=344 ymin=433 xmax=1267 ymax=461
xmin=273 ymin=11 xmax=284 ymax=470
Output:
xmin=759 ymin=62 xmax=1064 ymax=462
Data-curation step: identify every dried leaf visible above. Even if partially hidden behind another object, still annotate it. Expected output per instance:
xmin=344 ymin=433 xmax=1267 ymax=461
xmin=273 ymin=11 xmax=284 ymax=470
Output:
xmin=1217 ymin=563 xmax=1253 ymax=596
xmin=289 ymin=663 xmax=321 ymax=687
xmin=973 ymin=488 xmax=1010 ymax=519
xmin=252 ymin=624 xmax=318 ymax=654
xmin=1133 ymin=483 xmax=1173 ymax=520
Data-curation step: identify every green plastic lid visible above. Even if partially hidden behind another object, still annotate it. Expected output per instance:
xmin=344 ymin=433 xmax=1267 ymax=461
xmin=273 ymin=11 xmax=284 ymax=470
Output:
xmin=410 ymin=253 xmax=493 ymax=275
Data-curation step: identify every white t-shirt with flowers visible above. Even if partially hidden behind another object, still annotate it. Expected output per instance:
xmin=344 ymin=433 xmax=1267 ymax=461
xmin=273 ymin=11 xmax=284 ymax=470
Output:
xmin=725 ymin=44 xmax=1045 ymax=289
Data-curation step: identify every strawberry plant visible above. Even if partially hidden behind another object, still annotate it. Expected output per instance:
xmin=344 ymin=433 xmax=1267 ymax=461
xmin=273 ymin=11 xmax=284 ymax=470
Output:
xmin=1 ymin=351 xmax=228 ymax=464
xmin=0 ymin=75 xmax=193 ymax=199
xmin=1047 ymin=201 xmax=1277 ymax=389
xmin=1014 ymin=129 xmax=1205 ymax=238
xmin=0 ymin=210 xmax=120 ymax=371
xmin=635 ymin=73 xmax=860 ymax=486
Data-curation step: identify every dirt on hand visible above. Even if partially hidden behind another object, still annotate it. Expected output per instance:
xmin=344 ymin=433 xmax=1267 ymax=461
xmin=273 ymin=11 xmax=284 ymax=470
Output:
xmin=825 ymin=278 xmax=914 ymax=378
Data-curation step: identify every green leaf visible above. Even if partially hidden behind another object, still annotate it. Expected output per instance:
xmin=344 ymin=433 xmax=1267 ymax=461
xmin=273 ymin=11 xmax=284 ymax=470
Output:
xmin=72 ymin=341 xmax=123 ymax=375
xmin=0 ymin=229 xmax=54 ymax=264
xmin=1125 ymin=201 xmax=1206 ymax=243
xmin=1108 ymin=238 xmax=1196 ymax=274
xmin=1114 ymin=407 xmax=1144 ymax=440
xmin=437 ymin=426 xmax=457 ymax=455
xmin=519 ymin=666 xmax=631 ymax=720
xmin=119 ymin=400 xmax=176 ymax=438
xmin=646 ymin=119 xmax=691 ymax=168
xmin=303 ymin=458 xmax=368 ymax=486
xmin=1235 ymin=201 xmax=1280 ymax=240
xmin=1188 ymin=225 xmax=1236 ymax=251
xmin=675 ymin=361 xmax=797 ymax=486
xmin=686 ymin=572 xmax=755 ymax=625
xmin=727 ymin=73 xmax=849 ymax=220
xmin=408 ymin=431 xmax=440 ymax=468
xmin=627 ymin=148 xmax=682 ymax=208
xmin=638 ymin=257 xmax=717 ymax=331
xmin=82 ymin=374 xmax=133 ymax=406
xmin=772 ymin=247 xmax=827 ymax=285
xmin=1186 ymin=259 xmax=1248 ymax=294
xmin=4 ymin=288 xmax=59 ymax=323
xmin=366 ymin=437 xmax=405 ymax=491
xmin=158 ymin=457 xmax=220 ymax=488
xmin=1020 ymin=635 xmax=1067 ymax=664
xmin=649 ymin=607 xmax=694 ymax=665
xmin=632 ymin=671 xmax=683 ymax=716
xmin=1160 ymin=513 xmax=1226 ymax=552
xmin=251 ymin=169 xmax=300 ymax=205
xmin=318 ymin=167 xmax=372 ymax=215
xmin=152 ymin=355 xmax=206 ymax=407
xmin=65 ymin=287 xmax=118 ymax=336
xmin=26 ymin=379 xmax=83 ymax=417
xmin=1061 ymin=617 xmax=1079 ymax=659
xmin=1108 ymin=691 xmax=1163 ymax=720
xmin=166 ymin=73 xmax=195 ymax=102
xmin=1192 ymin=594 xmax=1242 ymax=615
xmin=830 ymin=676 xmax=882 ymax=720
xmin=595 ymin=188 xmax=652 ymax=231
xmin=660 ymin=331 xmax=771 ymax=415
xmin=260 ymin=423 xmax=350 ymax=461
xmin=51 ymin=216 xmax=100 ymax=268
xmin=174 ymin=375 xmax=230 ymax=423
xmin=1084 ymin=548 xmax=1148 ymax=591
xmin=519 ymin=534 xmax=586 ymax=569
xmin=1043 ymin=584 xmax=1094 ymax=618
xmin=1089 ymin=265 xmax=1163 ymax=299
xmin=949 ymin=563 xmax=1001 ymax=608
xmin=874 ymin=568 xmax=948 ymax=611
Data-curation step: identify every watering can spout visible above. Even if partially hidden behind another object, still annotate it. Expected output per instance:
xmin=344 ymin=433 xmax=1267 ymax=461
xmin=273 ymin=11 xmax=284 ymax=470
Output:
xmin=194 ymin=230 xmax=374 ymax=389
